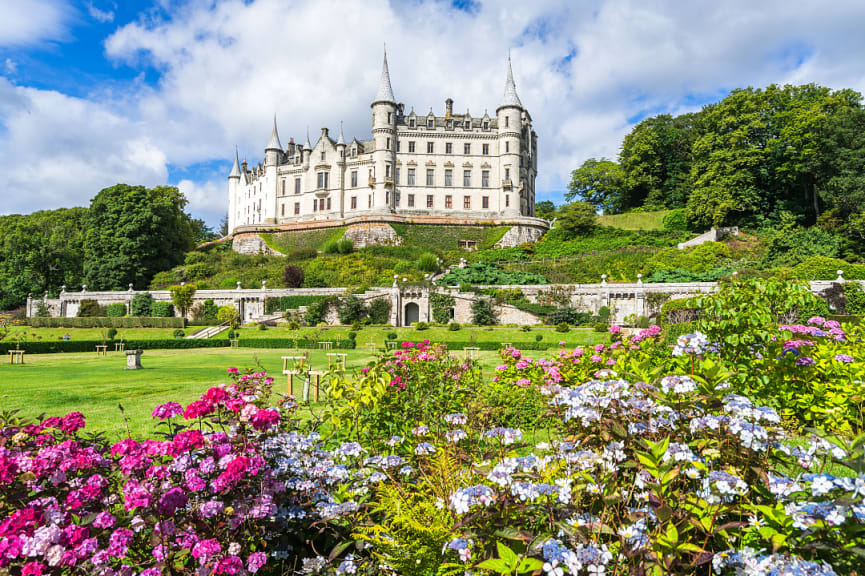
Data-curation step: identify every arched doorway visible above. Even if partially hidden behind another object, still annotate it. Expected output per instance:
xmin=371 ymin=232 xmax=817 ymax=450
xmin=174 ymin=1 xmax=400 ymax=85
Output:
xmin=404 ymin=302 xmax=419 ymax=326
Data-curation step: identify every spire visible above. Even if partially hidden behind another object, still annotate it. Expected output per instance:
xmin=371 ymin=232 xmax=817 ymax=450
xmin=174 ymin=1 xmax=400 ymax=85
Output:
xmin=266 ymin=115 xmax=282 ymax=151
xmin=373 ymin=46 xmax=396 ymax=104
xmin=229 ymin=147 xmax=240 ymax=179
xmin=304 ymin=127 xmax=311 ymax=149
xmin=337 ymin=121 xmax=345 ymax=145
xmin=498 ymin=54 xmax=523 ymax=110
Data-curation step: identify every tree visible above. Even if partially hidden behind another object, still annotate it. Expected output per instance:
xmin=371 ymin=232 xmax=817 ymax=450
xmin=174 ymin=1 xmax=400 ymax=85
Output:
xmin=83 ymin=184 xmax=196 ymax=290
xmin=471 ymin=298 xmax=498 ymax=326
xmin=219 ymin=214 xmax=230 ymax=237
xmin=566 ymin=158 xmax=623 ymax=213
xmin=190 ymin=218 xmax=217 ymax=245
xmin=169 ymin=284 xmax=197 ymax=318
xmin=130 ymin=293 xmax=154 ymax=317
xmin=535 ymin=200 xmax=556 ymax=219
xmin=556 ymin=202 xmax=598 ymax=238
xmin=283 ymin=265 xmax=304 ymax=288
xmin=217 ymin=305 xmax=239 ymax=327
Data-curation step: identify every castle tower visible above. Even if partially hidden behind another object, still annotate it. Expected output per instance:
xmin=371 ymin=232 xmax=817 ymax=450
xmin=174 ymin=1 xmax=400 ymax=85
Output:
xmin=336 ymin=121 xmax=347 ymax=217
xmin=302 ymin=128 xmax=311 ymax=170
xmin=496 ymin=56 xmax=523 ymax=218
xmin=371 ymin=48 xmax=397 ymax=212
xmin=228 ymin=148 xmax=240 ymax=233
xmin=264 ymin=116 xmax=282 ymax=223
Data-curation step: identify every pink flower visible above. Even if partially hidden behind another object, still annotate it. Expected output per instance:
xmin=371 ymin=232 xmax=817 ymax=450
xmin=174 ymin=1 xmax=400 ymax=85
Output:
xmin=250 ymin=409 xmax=280 ymax=431
xmin=247 ymin=552 xmax=267 ymax=573
xmin=183 ymin=400 xmax=214 ymax=420
xmin=558 ymin=341 xmax=566 ymax=347
xmin=495 ymin=364 xmax=508 ymax=371
xmin=22 ymin=562 xmax=46 ymax=575
xmin=227 ymin=367 xmax=239 ymax=374
xmin=192 ymin=539 xmax=222 ymax=566
xmin=609 ymin=325 xmax=621 ymax=334
xmin=807 ymin=316 xmax=826 ymax=325
xmin=594 ymin=344 xmax=605 ymax=353
xmin=158 ymin=487 xmax=188 ymax=515
xmin=590 ymin=355 xmax=603 ymax=363
xmin=215 ymin=556 xmax=245 ymax=574
xmin=151 ymin=402 xmax=183 ymax=420
xmin=59 ymin=412 xmax=86 ymax=434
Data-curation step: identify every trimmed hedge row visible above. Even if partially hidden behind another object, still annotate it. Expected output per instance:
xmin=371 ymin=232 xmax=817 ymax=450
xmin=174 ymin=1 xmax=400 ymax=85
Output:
xmin=427 ymin=341 xmax=553 ymax=351
xmin=29 ymin=317 xmax=185 ymax=329
xmin=0 ymin=338 xmax=356 ymax=355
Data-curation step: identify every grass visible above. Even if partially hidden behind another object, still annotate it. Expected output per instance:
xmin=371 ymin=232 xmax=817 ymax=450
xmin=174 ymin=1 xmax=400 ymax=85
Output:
xmin=597 ymin=210 xmax=671 ymax=231
xmin=389 ymin=224 xmax=511 ymax=251
xmin=0 ymin=337 xmax=583 ymax=439
xmin=5 ymin=327 xmax=181 ymax=341
xmin=261 ymin=227 xmax=347 ymax=255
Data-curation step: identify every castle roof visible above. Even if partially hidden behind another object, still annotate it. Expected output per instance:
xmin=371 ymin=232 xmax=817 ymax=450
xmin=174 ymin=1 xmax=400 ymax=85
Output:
xmin=498 ymin=56 xmax=523 ymax=110
xmin=229 ymin=148 xmax=240 ymax=179
xmin=373 ymin=48 xmax=396 ymax=105
xmin=337 ymin=121 xmax=345 ymax=146
xmin=266 ymin=116 xmax=282 ymax=151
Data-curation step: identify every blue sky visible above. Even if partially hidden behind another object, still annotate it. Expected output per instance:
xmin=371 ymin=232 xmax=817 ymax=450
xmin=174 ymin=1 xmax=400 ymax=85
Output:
xmin=2 ymin=0 xmax=865 ymax=228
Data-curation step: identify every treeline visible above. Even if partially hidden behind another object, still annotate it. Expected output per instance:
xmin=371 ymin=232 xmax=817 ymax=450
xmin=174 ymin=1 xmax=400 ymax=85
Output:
xmin=568 ymin=84 xmax=865 ymax=238
xmin=0 ymin=184 xmax=214 ymax=311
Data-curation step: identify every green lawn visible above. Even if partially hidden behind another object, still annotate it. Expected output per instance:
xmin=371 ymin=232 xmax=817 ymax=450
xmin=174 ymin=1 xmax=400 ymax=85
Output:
xmin=597 ymin=210 xmax=670 ymax=231
xmin=6 ymin=326 xmax=180 ymax=342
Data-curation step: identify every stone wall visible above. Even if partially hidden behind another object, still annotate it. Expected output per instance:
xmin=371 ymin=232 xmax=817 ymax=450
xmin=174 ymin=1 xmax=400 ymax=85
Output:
xmin=343 ymin=222 xmax=403 ymax=248
xmin=495 ymin=224 xmax=547 ymax=248
xmin=232 ymin=233 xmax=283 ymax=256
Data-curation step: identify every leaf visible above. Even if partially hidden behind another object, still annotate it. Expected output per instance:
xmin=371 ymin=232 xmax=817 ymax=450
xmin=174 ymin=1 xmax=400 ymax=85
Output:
xmin=518 ymin=557 xmax=544 ymax=573
xmin=496 ymin=541 xmax=518 ymax=566
xmin=478 ymin=559 xmax=512 ymax=574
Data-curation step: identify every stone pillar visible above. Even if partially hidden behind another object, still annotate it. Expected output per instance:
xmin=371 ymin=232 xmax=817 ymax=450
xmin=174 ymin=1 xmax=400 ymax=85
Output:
xmin=125 ymin=349 xmax=143 ymax=370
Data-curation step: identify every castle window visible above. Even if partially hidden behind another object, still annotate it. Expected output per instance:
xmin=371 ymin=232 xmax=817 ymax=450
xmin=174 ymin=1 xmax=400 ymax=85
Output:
xmin=369 ymin=195 xmax=372 ymax=208
xmin=294 ymin=202 xmax=300 ymax=215
xmin=464 ymin=196 xmax=471 ymax=209
xmin=295 ymin=178 xmax=301 ymax=194
xmin=505 ymin=116 xmax=509 ymax=127
xmin=386 ymin=164 xmax=391 ymax=178
xmin=281 ymin=204 xmax=285 ymax=216
xmin=281 ymin=180 xmax=286 ymax=195
xmin=408 ymin=141 xmax=415 ymax=153
xmin=482 ymin=196 xmax=489 ymax=209
xmin=327 ymin=198 xmax=331 ymax=210
xmin=407 ymin=168 xmax=415 ymax=186
xmin=397 ymin=141 xmax=401 ymax=152
xmin=387 ymin=112 xmax=392 ymax=123
xmin=321 ymin=198 xmax=327 ymax=211
xmin=427 ymin=117 xmax=434 ymax=129
xmin=482 ymin=144 xmax=489 ymax=155
xmin=409 ymin=118 xmax=416 ymax=128
xmin=395 ymin=167 xmax=400 ymax=184
xmin=520 ymin=156 xmax=523 ymax=167
xmin=426 ymin=142 xmax=434 ymax=154
xmin=464 ymin=143 xmax=470 ymax=154
xmin=386 ymin=138 xmax=391 ymax=150
xmin=321 ymin=151 xmax=326 ymax=161
xmin=505 ymin=141 xmax=510 ymax=153
xmin=505 ymin=167 xmax=510 ymax=182
xmin=408 ymin=194 xmax=415 ymax=207
xmin=505 ymin=195 xmax=510 ymax=207
xmin=445 ymin=169 xmax=452 ymax=187
xmin=445 ymin=195 xmax=452 ymax=209
xmin=426 ymin=169 xmax=434 ymax=186
xmin=351 ymin=147 xmax=357 ymax=158
xmin=351 ymin=171 xmax=358 ymax=187
xmin=463 ymin=170 xmax=471 ymax=187
xmin=351 ymin=196 xmax=357 ymax=209
xmin=445 ymin=142 xmax=452 ymax=154
xmin=482 ymin=170 xmax=490 ymax=188
xmin=464 ymin=120 xmax=470 ymax=129
xmin=395 ymin=192 xmax=400 ymax=207
xmin=483 ymin=121 xmax=489 ymax=130
xmin=313 ymin=200 xmax=317 ymax=212
xmin=426 ymin=194 xmax=433 ymax=207
xmin=446 ymin=120 xmax=453 ymax=129
xmin=317 ymin=172 xmax=329 ymax=189
xmin=386 ymin=191 xmax=390 ymax=204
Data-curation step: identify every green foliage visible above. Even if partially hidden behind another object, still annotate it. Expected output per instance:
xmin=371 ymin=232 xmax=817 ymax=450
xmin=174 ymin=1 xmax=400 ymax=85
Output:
xmin=260 ymin=227 xmax=346 ymax=254
xmin=593 ymin=322 xmax=608 ymax=332
xmin=566 ymin=157 xmax=623 ymax=213
xmin=597 ymin=209 xmax=671 ymax=231
xmin=106 ymin=327 xmax=117 ymax=340
xmin=429 ymin=293 xmax=456 ymax=324
xmin=555 ymin=322 xmax=570 ymax=333
xmin=276 ymin=295 xmax=329 ymax=311
xmin=337 ymin=296 xmax=367 ymax=324
xmin=169 ymin=284 xmax=196 ymax=317
xmin=660 ymin=298 xmax=700 ymax=325
xmin=83 ymin=184 xmax=196 ymax=290
xmin=323 ymin=241 xmax=338 ymax=254
xmin=535 ymin=333 xmax=543 ymax=342
xmin=417 ymin=252 xmax=439 ymax=273
xmin=77 ymin=300 xmax=104 ymax=318
xmin=367 ymin=299 xmax=391 ymax=324
xmin=760 ymin=223 xmax=841 ymax=267
xmin=844 ymin=282 xmax=865 ymax=315
xmin=447 ymin=322 xmax=460 ymax=331
xmin=662 ymin=208 xmax=690 ymax=232
xmin=282 ymin=265 xmax=304 ymax=288
xmin=150 ymin=301 xmax=174 ymax=318
xmin=556 ymin=201 xmax=598 ymax=238
xmin=597 ymin=306 xmax=611 ymax=321
xmin=546 ymin=308 xmax=593 ymax=326
xmin=257 ymin=322 xmax=267 ymax=331
xmin=390 ymin=224 xmax=511 ymax=252
xmin=414 ymin=321 xmax=429 ymax=331
xmin=644 ymin=242 xmax=731 ymax=277
xmin=789 ymin=256 xmax=865 ymax=281
xmin=28 ymin=316 xmax=183 ymax=329
xmin=471 ymin=298 xmax=498 ymax=326
xmin=304 ymin=297 xmax=337 ymax=325
xmin=439 ymin=263 xmax=546 ymax=286
xmin=386 ymin=331 xmax=398 ymax=340
xmin=336 ymin=238 xmax=355 ymax=254
xmin=172 ymin=328 xmax=186 ymax=339
xmin=535 ymin=200 xmax=556 ymax=219
xmin=104 ymin=303 xmax=127 ymax=318
xmin=647 ymin=267 xmax=732 ymax=282
xmin=216 ymin=305 xmax=239 ymax=326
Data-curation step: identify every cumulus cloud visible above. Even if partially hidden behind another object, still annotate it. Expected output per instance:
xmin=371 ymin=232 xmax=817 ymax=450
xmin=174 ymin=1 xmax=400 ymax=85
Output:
xmin=5 ymin=0 xmax=865 ymax=223
xmin=87 ymin=2 xmax=115 ymax=23
xmin=0 ymin=0 xmax=70 ymax=46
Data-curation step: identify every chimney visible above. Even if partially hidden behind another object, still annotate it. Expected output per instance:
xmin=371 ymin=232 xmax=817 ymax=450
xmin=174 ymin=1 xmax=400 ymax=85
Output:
xmin=445 ymin=98 xmax=454 ymax=118
xmin=321 ymin=127 xmax=329 ymax=138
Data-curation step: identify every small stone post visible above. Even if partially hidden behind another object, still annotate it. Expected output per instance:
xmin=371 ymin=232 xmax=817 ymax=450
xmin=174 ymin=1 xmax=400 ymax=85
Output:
xmin=125 ymin=349 xmax=143 ymax=370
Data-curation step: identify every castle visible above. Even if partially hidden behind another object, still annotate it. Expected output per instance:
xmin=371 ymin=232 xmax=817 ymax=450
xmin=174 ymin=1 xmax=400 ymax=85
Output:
xmin=227 ymin=52 xmax=538 ymax=234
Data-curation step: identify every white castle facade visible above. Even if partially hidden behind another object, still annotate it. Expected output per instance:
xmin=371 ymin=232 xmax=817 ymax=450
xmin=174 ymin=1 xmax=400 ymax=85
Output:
xmin=227 ymin=53 xmax=538 ymax=234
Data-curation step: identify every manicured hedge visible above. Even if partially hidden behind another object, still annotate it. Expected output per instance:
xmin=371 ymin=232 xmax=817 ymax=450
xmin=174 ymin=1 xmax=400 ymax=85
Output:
xmin=428 ymin=341 xmax=552 ymax=351
xmin=0 ymin=338 xmax=356 ymax=355
xmin=29 ymin=317 xmax=185 ymax=328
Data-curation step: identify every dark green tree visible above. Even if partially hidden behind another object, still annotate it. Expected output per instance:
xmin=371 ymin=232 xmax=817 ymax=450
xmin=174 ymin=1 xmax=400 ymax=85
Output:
xmin=83 ymin=185 xmax=196 ymax=290
xmin=535 ymin=200 xmax=556 ymax=219
xmin=566 ymin=158 xmax=623 ymax=213
xmin=556 ymin=201 xmax=598 ymax=238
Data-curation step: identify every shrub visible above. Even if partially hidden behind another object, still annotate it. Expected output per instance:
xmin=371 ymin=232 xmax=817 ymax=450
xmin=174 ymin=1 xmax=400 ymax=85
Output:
xmin=106 ymin=327 xmax=117 ymax=340
xmin=660 ymin=298 xmax=700 ymax=324
xmin=169 ymin=284 xmax=196 ymax=317
xmin=287 ymin=321 xmax=300 ymax=330
xmin=172 ymin=328 xmax=185 ymax=339
xmin=337 ymin=296 xmax=367 ymax=324
xmin=846 ymin=282 xmax=865 ymax=315
xmin=789 ymin=255 xmax=865 ymax=281
xmin=555 ymin=322 xmax=570 ymax=333
xmin=336 ymin=238 xmax=354 ymax=254
xmin=351 ymin=321 xmax=363 ymax=332
xmin=283 ymin=265 xmax=304 ymax=288
xmin=556 ymin=200 xmax=598 ymax=237
xmin=429 ymin=293 xmax=456 ymax=324
xmin=304 ymin=297 xmax=336 ymax=325
xmin=257 ymin=322 xmax=267 ymax=331
xmin=662 ymin=208 xmax=689 ymax=232
xmin=217 ymin=304 xmax=239 ymax=326
xmin=323 ymin=241 xmax=338 ymax=254
xmin=29 ymin=317 xmax=184 ymax=328
xmin=226 ymin=329 xmax=235 ymax=340
xmin=151 ymin=301 xmax=175 ymax=318
xmin=520 ymin=325 xmax=531 ymax=332
xmin=417 ymin=252 xmax=439 ymax=273
xmin=597 ymin=305 xmax=611 ymax=321
xmin=105 ymin=302 xmax=127 ymax=317
xmin=367 ymin=299 xmax=391 ymax=324
xmin=448 ymin=322 xmax=461 ymax=331
xmin=636 ymin=315 xmax=650 ymax=329
xmin=471 ymin=298 xmax=498 ymax=326
xmin=347 ymin=331 xmax=357 ymax=341
xmin=77 ymin=299 xmax=104 ymax=317
xmin=535 ymin=333 xmax=543 ymax=342
xmin=414 ymin=321 xmax=429 ymax=331
xmin=386 ymin=331 xmax=398 ymax=340
xmin=593 ymin=322 xmax=608 ymax=332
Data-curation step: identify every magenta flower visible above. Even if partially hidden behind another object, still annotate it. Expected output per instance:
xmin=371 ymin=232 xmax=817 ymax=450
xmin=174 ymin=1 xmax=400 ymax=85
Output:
xmin=227 ymin=367 xmax=239 ymax=374
xmin=609 ymin=325 xmax=622 ymax=334
xmin=151 ymin=402 xmax=183 ymax=420
xmin=158 ymin=487 xmax=188 ymax=515
xmin=806 ymin=316 xmax=826 ymax=325
xmin=247 ymin=552 xmax=267 ymax=573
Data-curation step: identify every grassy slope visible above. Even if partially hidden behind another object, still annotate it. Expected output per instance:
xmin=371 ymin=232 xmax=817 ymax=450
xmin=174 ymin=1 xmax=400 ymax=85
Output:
xmin=597 ymin=210 xmax=671 ymax=230
xmin=260 ymin=227 xmax=347 ymax=254
xmin=389 ymin=224 xmax=510 ymax=251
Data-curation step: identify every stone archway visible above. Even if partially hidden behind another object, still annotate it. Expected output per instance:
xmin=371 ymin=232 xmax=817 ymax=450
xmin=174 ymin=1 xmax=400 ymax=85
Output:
xmin=404 ymin=302 xmax=420 ymax=325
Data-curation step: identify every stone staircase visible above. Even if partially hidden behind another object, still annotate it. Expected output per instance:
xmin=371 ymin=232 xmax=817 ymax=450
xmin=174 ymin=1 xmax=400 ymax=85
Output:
xmin=186 ymin=324 xmax=231 ymax=339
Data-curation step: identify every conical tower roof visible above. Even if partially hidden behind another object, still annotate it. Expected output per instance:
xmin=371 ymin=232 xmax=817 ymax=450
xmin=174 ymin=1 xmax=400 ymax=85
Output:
xmin=229 ymin=148 xmax=240 ymax=178
xmin=266 ymin=116 xmax=282 ymax=151
xmin=337 ymin=121 xmax=345 ymax=145
xmin=497 ymin=55 xmax=523 ymax=110
xmin=373 ymin=48 xmax=396 ymax=104
xmin=304 ymin=127 xmax=311 ymax=149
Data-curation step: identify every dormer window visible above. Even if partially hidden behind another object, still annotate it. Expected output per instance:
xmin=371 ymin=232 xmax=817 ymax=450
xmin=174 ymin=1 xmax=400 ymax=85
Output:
xmin=409 ymin=118 xmax=416 ymax=128
xmin=464 ymin=120 xmax=471 ymax=130
xmin=427 ymin=117 xmax=434 ymax=129
xmin=483 ymin=121 xmax=489 ymax=131
xmin=446 ymin=120 xmax=453 ymax=130
xmin=351 ymin=147 xmax=357 ymax=158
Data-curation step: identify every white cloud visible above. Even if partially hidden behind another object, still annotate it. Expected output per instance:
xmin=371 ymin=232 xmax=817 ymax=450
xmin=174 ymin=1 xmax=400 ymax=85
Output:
xmin=87 ymin=2 xmax=115 ymax=23
xmin=0 ymin=0 xmax=70 ymax=46
xmin=5 ymin=0 xmax=865 ymax=225
xmin=176 ymin=178 xmax=227 ymax=225
xmin=3 ymin=59 xmax=15 ymax=75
